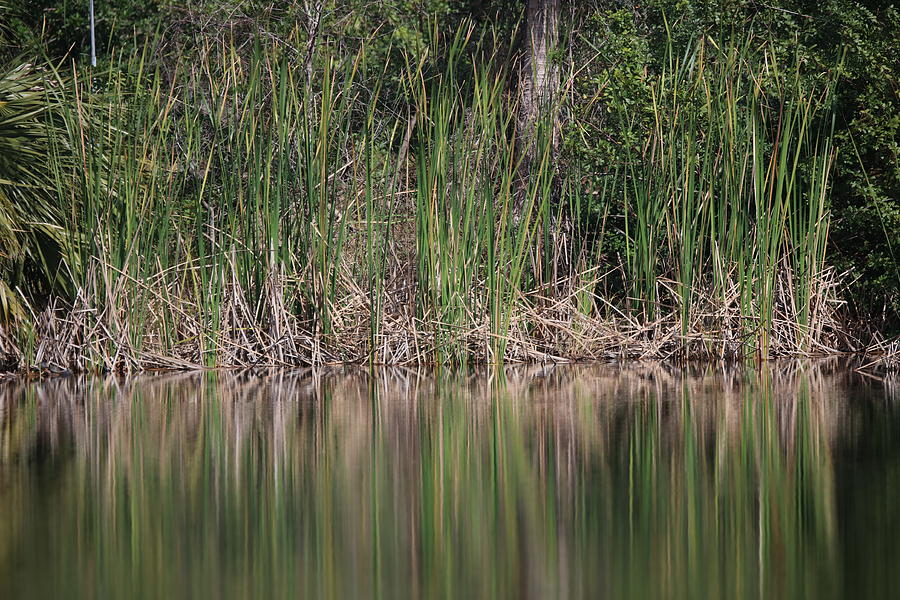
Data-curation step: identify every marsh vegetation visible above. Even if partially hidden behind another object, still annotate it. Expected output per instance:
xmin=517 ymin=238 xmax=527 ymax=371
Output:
xmin=0 ymin=2 xmax=897 ymax=369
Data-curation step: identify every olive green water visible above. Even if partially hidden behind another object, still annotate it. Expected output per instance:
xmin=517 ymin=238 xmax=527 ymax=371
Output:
xmin=0 ymin=363 xmax=898 ymax=599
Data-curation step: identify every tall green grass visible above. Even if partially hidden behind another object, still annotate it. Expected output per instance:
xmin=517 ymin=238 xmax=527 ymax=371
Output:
xmin=616 ymin=36 xmax=837 ymax=356
xmin=55 ymin=37 xmax=372 ymax=368
xmin=1 ymin=27 xmax=843 ymax=368
xmin=408 ymin=26 xmax=558 ymax=363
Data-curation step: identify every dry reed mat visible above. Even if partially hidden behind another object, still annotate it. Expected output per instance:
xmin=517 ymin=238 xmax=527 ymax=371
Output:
xmin=0 ymin=256 xmax=856 ymax=373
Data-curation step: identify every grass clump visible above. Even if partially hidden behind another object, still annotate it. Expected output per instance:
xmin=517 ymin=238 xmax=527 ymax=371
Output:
xmin=0 ymin=26 xmax=855 ymax=371
xmin=615 ymin=36 xmax=839 ymax=358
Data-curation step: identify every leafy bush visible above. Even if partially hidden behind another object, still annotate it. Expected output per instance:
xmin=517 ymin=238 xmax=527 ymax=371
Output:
xmin=0 ymin=60 xmax=77 ymax=319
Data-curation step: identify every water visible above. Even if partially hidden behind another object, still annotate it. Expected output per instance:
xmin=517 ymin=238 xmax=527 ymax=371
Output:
xmin=0 ymin=363 xmax=897 ymax=599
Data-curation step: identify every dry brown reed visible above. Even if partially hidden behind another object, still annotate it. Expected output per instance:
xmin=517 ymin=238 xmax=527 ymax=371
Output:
xmin=0 ymin=256 xmax=858 ymax=374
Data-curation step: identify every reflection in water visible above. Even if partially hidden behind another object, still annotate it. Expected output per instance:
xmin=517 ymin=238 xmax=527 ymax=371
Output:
xmin=0 ymin=364 xmax=897 ymax=599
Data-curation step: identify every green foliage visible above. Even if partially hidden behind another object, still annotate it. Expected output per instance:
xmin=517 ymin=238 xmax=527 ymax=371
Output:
xmin=824 ymin=4 xmax=900 ymax=320
xmin=0 ymin=60 xmax=78 ymax=319
xmin=2 ymin=0 xmax=160 ymax=61
xmin=565 ymin=8 xmax=653 ymax=178
xmin=565 ymin=0 xmax=900 ymax=327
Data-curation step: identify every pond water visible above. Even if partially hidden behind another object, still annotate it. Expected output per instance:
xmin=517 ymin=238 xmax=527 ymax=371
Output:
xmin=0 ymin=363 xmax=898 ymax=599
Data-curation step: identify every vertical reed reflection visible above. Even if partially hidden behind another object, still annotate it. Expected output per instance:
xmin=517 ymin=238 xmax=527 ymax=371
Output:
xmin=0 ymin=364 xmax=897 ymax=599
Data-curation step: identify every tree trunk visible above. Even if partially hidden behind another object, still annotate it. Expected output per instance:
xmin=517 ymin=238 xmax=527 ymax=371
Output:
xmin=517 ymin=0 xmax=563 ymax=287
xmin=518 ymin=0 xmax=560 ymax=165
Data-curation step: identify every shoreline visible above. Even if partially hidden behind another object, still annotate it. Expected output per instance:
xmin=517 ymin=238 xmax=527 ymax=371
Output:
xmin=1 ymin=341 xmax=896 ymax=379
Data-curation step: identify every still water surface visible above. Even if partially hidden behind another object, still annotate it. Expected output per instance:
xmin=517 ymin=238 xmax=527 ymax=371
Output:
xmin=0 ymin=363 xmax=898 ymax=598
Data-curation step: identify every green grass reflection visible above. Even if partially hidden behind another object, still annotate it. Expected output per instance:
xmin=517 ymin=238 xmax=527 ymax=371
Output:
xmin=0 ymin=364 xmax=894 ymax=599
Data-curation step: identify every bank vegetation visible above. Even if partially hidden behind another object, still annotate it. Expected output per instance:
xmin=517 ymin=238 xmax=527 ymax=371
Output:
xmin=0 ymin=4 xmax=896 ymax=371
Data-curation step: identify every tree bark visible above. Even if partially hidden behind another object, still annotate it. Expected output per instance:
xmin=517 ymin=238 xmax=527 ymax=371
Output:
xmin=518 ymin=0 xmax=560 ymax=164
xmin=517 ymin=0 xmax=563 ymax=286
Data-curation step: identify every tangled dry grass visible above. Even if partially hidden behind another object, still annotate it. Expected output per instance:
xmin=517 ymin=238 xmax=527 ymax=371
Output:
xmin=0 ymin=253 xmax=873 ymax=374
